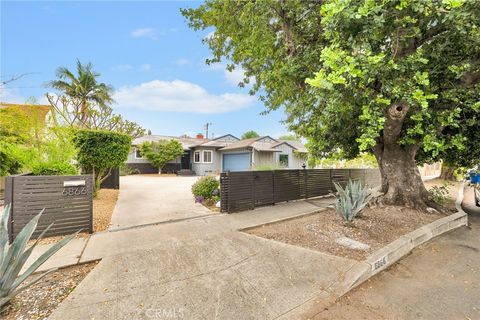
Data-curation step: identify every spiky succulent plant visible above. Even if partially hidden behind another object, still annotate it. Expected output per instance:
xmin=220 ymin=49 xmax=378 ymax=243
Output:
xmin=333 ymin=179 xmax=372 ymax=225
xmin=0 ymin=204 xmax=78 ymax=310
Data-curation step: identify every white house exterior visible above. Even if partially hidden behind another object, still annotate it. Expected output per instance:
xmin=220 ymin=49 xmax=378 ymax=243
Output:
xmin=125 ymin=134 xmax=308 ymax=175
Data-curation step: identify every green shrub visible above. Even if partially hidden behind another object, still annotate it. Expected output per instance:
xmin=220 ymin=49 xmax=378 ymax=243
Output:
xmin=333 ymin=179 xmax=372 ymax=225
xmin=31 ymin=161 xmax=77 ymax=176
xmin=429 ymin=183 xmax=451 ymax=205
xmin=73 ymin=129 xmax=131 ymax=190
xmin=191 ymin=176 xmax=219 ymax=202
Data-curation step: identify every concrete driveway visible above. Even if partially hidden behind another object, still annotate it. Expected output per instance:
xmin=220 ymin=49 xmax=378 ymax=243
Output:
xmin=109 ymin=175 xmax=212 ymax=230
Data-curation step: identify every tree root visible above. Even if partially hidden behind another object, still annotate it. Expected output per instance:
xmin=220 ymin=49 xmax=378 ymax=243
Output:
xmin=369 ymin=194 xmax=447 ymax=214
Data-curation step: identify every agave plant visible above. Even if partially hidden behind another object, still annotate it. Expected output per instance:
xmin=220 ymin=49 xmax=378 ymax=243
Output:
xmin=0 ymin=204 xmax=78 ymax=310
xmin=333 ymin=179 xmax=373 ymax=225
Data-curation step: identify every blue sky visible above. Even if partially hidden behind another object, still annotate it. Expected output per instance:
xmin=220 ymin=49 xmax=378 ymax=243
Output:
xmin=1 ymin=1 xmax=289 ymax=138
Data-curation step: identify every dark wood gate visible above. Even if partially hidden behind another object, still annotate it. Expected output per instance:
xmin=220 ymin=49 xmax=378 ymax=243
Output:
xmin=4 ymin=174 xmax=93 ymax=241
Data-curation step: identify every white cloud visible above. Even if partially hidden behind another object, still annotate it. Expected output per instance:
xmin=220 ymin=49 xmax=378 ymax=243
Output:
xmin=204 ymin=31 xmax=215 ymax=40
xmin=224 ymin=67 xmax=246 ymax=85
xmin=113 ymin=80 xmax=255 ymax=114
xmin=173 ymin=58 xmax=190 ymax=66
xmin=131 ymin=28 xmax=158 ymax=40
xmin=140 ymin=64 xmax=152 ymax=71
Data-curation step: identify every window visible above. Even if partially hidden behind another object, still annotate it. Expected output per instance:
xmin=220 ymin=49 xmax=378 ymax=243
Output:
xmin=203 ymin=150 xmax=213 ymax=163
xmin=135 ymin=148 xmax=143 ymax=159
xmin=194 ymin=151 xmax=201 ymax=163
xmin=279 ymin=154 xmax=289 ymax=167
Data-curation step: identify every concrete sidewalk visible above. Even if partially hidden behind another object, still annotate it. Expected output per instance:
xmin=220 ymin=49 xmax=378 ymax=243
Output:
xmin=43 ymin=197 xmax=352 ymax=320
xmin=26 ymin=197 xmax=334 ymax=273
xmin=50 ymin=232 xmax=357 ymax=320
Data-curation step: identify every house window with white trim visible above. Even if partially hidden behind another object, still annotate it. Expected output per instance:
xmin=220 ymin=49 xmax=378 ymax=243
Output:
xmin=135 ymin=148 xmax=143 ymax=159
xmin=279 ymin=154 xmax=289 ymax=167
xmin=194 ymin=151 xmax=201 ymax=163
xmin=203 ymin=150 xmax=212 ymax=163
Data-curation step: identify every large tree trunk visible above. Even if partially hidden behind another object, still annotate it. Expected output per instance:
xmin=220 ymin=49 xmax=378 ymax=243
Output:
xmin=373 ymin=103 xmax=439 ymax=211
xmin=440 ymin=164 xmax=456 ymax=180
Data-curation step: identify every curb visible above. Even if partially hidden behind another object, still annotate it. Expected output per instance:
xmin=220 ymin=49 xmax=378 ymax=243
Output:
xmin=341 ymin=184 xmax=468 ymax=294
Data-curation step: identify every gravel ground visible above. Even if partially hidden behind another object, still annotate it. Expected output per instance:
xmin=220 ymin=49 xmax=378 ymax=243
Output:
xmin=247 ymin=206 xmax=445 ymax=261
xmin=247 ymin=179 xmax=460 ymax=261
xmin=92 ymin=188 xmax=119 ymax=232
xmin=1 ymin=262 xmax=98 ymax=320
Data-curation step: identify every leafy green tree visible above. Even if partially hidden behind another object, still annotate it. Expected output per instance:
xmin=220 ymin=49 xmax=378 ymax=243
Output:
xmin=278 ymin=134 xmax=300 ymax=141
xmin=241 ymin=130 xmax=260 ymax=139
xmin=49 ymin=59 xmax=113 ymax=125
xmin=47 ymin=95 xmax=145 ymax=138
xmin=183 ymin=0 xmax=480 ymax=210
xmin=139 ymin=140 xmax=184 ymax=173
xmin=73 ymin=130 xmax=131 ymax=190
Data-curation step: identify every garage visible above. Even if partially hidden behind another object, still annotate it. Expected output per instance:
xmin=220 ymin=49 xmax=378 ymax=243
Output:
xmin=222 ymin=152 xmax=251 ymax=172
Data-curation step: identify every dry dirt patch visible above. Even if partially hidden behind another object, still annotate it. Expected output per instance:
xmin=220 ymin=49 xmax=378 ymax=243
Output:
xmin=1 ymin=261 xmax=97 ymax=320
xmin=93 ymin=188 xmax=119 ymax=232
xmin=246 ymin=207 xmax=445 ymax=261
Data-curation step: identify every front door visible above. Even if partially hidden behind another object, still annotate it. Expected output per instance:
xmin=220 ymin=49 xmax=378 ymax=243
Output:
xmin=181 ymin=151 xmax=191 ymax=170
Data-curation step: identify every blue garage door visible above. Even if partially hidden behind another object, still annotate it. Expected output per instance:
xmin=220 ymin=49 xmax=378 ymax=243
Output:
xmin=223 ymin=153 xmax=250 ymax=172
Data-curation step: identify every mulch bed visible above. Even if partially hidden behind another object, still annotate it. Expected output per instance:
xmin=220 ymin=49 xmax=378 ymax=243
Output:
xmin=246 ymin=206 xmax=446 ymax=261
xmin=1 ymin=262 xmax=98 ymax=320
xmin=92 ymin=188 xmax=119 ymax=232
xmin=246 ymin=179 xmax=460 ymax=261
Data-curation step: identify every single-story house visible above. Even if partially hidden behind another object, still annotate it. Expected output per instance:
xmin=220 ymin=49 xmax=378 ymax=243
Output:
xmin=126 ymin=134 xmax=308 ymax=175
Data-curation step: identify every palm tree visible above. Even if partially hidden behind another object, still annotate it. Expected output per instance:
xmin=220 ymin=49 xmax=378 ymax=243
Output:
xmin=49 ymin=59 xmax=113 ymax=125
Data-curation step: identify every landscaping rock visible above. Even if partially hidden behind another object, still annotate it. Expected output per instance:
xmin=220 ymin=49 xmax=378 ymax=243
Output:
xmin=335 ymin=237 xmax=370 ymax=251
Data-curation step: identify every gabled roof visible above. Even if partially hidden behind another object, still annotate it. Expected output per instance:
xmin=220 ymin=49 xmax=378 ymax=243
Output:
xmin=273 ymin=140 xmax=308 ymax=153
xmin=220 ymin=136 xmax=280 ymax=151
xmin=212 ymin=134 xmax=240 ymax=141
xmin=219 ymin=136 xmax=307 ymax=153
xmin=193 ymin=134 xmax=240 ymax=148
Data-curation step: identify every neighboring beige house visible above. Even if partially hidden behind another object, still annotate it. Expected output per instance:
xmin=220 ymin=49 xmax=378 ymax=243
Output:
xmin=126 ymin=134 xmax=308 ymax=175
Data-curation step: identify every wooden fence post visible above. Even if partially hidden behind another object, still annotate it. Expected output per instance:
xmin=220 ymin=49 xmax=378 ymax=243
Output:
xmin=4 ymin=176 xmax=14 ymax=243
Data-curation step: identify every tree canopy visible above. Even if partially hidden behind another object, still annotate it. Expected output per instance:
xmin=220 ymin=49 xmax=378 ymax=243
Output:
xmin=183 ymin=0 xmax=480 ymax=210
xmin=48 ymin=59 xmax=145 ymax=138
xmin=73 ymin=130 xmax=131 ymax=189
xmin=241 ymin=130 xmax=260 ymax=139
xmin=49 ymin=59 xmax=113 ymax=124
xmin=278 ymin=134 xmax=300 ymax=141
xmin=139 ymin=140 xmax=184 ymax=173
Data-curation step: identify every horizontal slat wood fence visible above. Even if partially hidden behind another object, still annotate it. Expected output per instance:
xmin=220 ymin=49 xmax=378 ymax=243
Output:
xmin=4 ymin=174 xmax=93 ymax=242
xmin=220 ymin=169 xmax=381 ymax=213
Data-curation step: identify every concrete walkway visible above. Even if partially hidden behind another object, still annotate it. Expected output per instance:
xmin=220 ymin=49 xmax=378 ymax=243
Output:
xmin=40 ymin=198 xmax=343 ymax=320
xmin=26 ymin=197 xmax=334 ymax=273
xmin=109 ymin=175 xmax=212 ymax=230
xmin=309 ymin=186 xmax=480 ymax=320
